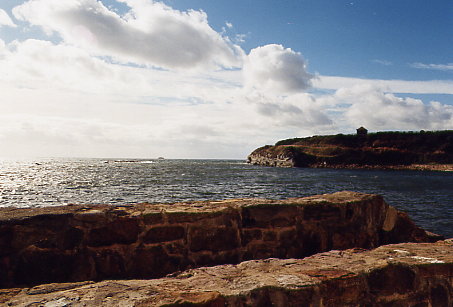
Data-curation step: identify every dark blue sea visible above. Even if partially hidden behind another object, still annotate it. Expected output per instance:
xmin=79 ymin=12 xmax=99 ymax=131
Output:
xmin=0 ymin=158 xmax=452 ymax=237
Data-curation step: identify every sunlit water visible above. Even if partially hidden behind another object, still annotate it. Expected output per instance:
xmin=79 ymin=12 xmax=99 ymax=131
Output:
xmin=0 ymin=158 xmax=452 ymax=237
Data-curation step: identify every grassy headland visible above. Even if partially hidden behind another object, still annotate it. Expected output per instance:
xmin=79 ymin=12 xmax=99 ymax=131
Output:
xmin=248 ymin=130 xmax=453 ymax=170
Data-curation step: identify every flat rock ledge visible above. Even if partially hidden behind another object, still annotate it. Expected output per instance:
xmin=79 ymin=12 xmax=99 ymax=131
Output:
xmin=2 ymin=240 xmax=452 ymax=306
xmin=0 ymin=191 xmax=442 ymax=289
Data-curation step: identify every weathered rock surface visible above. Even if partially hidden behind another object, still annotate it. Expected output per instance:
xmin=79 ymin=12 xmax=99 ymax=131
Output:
xmin=2 ymin=240 xmax=452 ymax=306
xmin=0 ymin=192 xmax=441 ymax=288
xmin=248 ymin=130 xmax=453 ymax=169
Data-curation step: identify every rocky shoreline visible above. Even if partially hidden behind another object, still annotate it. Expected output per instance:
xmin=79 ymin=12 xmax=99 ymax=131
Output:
xmin=247 ymin=150 xmax=453 ymax=171
xmin=0 ymin=192 xmax=450 ymax=306
xmin=247 ymin=130 xmax=453 ymax=170
xmin=296 ymin=162 xmax=453 ymax=172
xmin=247 ymin=150 xmax=453 ymax=172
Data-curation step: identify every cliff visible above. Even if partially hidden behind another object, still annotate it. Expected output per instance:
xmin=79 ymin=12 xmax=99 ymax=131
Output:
xmin=3 ymin=240 xmax=452 ymax=306
xmin=0 ymin=192 xmax=441 ymax=288
xmin=248 ymin=130 xmax=453 ymax=169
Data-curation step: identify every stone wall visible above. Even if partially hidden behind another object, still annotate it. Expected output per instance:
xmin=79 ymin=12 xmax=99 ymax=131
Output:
xmin=0 ymin=191 xmax=441 ymax=288
xmin=3 ymin=240 xmax=452 ymax=306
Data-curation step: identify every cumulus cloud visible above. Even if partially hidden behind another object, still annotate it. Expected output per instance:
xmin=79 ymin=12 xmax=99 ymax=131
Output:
xmin=0 ymin=9 xmax=16 ymax=27
xmin=3 ymin=1 xmax=453 ymax=159
xmin=335 ymin=84 xmax=453 ymax=130
xmin=0 ymin=39 xmax=5 ymax=55
xmin=12 ymin=0 xmax=243 ymax=70
xmin=0 ymin=37 xmax=260 ymax=159
xmin=0 ymin=38 xmax=243 ymax=100
xmin=243 ymin=91 xmax=333 ymax=133
xmin=244 ymin=44 xmax=313 ymax=94
xmin=0 ymin=39 xmax=119 ymax=93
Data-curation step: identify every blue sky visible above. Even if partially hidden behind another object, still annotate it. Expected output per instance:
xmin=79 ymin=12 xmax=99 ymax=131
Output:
xmin=0 ymin=0 xmax=452 ymax=158
xmin=166 ymin=0 xmax=453 ymax=80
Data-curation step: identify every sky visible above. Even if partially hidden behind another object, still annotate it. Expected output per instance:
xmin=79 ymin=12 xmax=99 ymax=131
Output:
xmin=0 ymin=0 xmax=452 ymax=159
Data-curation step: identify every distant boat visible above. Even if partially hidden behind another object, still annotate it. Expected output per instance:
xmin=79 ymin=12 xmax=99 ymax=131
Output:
xmin=157 ymin=157 xmax=165 ymax=160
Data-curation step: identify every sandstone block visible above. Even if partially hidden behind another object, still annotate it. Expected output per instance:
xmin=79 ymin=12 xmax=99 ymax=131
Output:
xmin=189 ymin=226 xmax=239 ymax=252
xmin=241 ymin=204 xmax=298 ymax=228
xmin=129 ymin=245 xmax=180 ymax=279
xmin=241 ymin=229 xmax=262 ymax=245
xmin=142 ymin=211 xmax=164 ymax=225
xmin=87 ymin=218 xmax=140 ymax=247
xmin=144 ymin=226 xmax=185 ymax=244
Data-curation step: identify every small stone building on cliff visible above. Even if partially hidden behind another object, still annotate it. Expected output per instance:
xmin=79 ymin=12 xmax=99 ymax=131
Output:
xmin=356 ymin=127 xmax=368 ymax=136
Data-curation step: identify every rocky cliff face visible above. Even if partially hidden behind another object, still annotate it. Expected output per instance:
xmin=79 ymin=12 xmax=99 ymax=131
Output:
xmin=0 ymin=192 xmax=441 ymax=289
xmin=3 ymin=240 xmax=452 ymax=306
xmin=248 ymin=130 xmax=453 ymax=169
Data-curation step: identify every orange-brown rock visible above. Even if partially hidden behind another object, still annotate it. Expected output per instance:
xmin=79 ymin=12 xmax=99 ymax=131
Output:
xmin=0 ymin=191 xmax=441 ymax=288
xmin=2 ymin=240 xmax=452 ymax=306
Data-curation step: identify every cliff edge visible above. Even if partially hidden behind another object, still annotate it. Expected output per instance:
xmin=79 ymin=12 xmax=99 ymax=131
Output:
xmin=248 ymin=130 xmax=453 ymax=169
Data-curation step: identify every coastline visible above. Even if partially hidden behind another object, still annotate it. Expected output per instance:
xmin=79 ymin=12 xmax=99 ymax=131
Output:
xmin=247 ymin=130 xmax=453 ymax=170
xmin=306 ymin=163 xmax=453 ymax=172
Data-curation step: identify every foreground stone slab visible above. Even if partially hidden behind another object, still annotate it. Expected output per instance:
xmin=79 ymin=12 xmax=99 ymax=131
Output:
xmin=2 ymin=240 xmax=452 ymax=306
xmin=0 ymin=191 xmax=441 ymax=288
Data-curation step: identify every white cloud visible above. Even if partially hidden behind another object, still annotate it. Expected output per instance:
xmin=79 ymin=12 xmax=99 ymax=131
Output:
xmin=2 ymin=1 xmax=453 ymax=159
xmin=234 ymin=34 xmax=247 ymax=43
xmin=372 ymin=59 xmax=392 ymax=66
xmin=0 ymin=8 xmax=17 ymax=28
xmin=0 ymin=38 xmax=244 ymax=100
xmin=0 ymin=39 xmax=5 ymax=55
xmin=246 ymin=92 xmax=332 ymax=130
xmin=0 ymin=9 xmax=16 ymax=27
xmin=0 ymin=82 xmax=263 ymax=159
xmin=1 ymin=39 xmax=453 ymax=158
xmin=335 ymin=84 xmax=453 ymax=130
xmin=410 ymin=62 xmax=453 ymax=71
xmin=244 ymin=44 xmax=313 ymax=94
xmin=0 ymin=39 xmax=116 ymax=92
xmin=12 ymin=0 xmax=243 ymax=70
xmin=0 ymin=38 xmax=264 ymax=159
xmin=314 ymin=75 xmax=453 ymax=94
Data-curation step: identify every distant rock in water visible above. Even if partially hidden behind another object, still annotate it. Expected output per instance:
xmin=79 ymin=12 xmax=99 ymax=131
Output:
xmin=248 ymin=130 xmax=453 ymax=169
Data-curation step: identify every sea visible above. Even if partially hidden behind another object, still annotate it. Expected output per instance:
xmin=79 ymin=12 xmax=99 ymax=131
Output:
xmin=0 ymin=158 xmax=452 ymax=238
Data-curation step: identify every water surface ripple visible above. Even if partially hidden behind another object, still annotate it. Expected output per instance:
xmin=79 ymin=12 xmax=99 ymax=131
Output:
xmin=0 ymin=158 xmax=452 ymax=237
